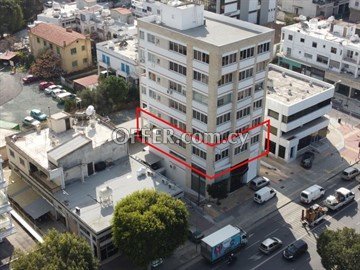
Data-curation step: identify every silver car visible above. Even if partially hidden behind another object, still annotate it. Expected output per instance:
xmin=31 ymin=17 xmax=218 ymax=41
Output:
xmin=259 ymin=237 xmax=282 ymax=254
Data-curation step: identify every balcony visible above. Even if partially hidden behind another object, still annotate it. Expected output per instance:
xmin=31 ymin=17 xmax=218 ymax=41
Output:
xmin=29 ymin=171 xmax=61 ymax=193
xmin=0 ymin=191 xmax=11 ymax=214
xmin=0 ymin=214 xmax=15 ymax=239
xmin=312 ymin=0 xmax=334 ymax=5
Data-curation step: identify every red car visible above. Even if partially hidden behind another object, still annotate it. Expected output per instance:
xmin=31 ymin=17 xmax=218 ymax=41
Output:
xmin=22 ymin=75 xmax=38 ymax=84
xmin=39 ymin=81 xmax=54 ymax=90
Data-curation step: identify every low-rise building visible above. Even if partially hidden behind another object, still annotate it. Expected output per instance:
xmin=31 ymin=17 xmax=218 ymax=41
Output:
xmin=350 ymin=0 xmax=360 ymax=22
xmin=29 ymin=23 xmax=93 ymax=73
xmin=36 ymin=1 xmax=78 ymax=29
xmin=264 ymin=64 xmax=334 ymax=162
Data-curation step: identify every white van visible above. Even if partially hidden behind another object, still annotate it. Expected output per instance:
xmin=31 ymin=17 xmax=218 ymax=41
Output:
xmin=341 ymin=167 xmax=360 ymax=181
xmin=300 ymin=185 xmax=325 ymax=204
xmin=254 ymin=187 xmax=276 ymax=204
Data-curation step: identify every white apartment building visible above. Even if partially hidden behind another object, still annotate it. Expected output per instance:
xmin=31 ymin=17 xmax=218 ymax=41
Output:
xmin=278 ymin=18 xmax=360 ymax=110
xmin=0 ymin=155 xmax=15 ymax=242
xmin=265 ymin=64 xmax=334 ymax=162
xmin=36 ymin=1 xmax=78 ymax=29
xmin=138 ymin=1 xmax=274 ymax=197
xmin=350 ymin=0 xmax=360 ymax=22
xmin=280 ymin=0 xmax=349 ymax=18
xmin=131 ymin=0 xmax=277 ymax=25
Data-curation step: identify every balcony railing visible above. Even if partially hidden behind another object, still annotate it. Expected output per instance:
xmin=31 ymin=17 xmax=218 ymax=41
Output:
xmin=29 ymin=171 xmax=61 ymax=193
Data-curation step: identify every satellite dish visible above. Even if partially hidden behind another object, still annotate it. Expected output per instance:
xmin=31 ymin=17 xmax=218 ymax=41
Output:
xmin=86 ymin=105 xmax=95 ymax=116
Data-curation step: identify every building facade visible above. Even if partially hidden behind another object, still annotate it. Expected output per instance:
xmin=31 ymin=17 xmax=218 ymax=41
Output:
xmin=29 ymin=23 xmax=93 ymax=73
xmin=280 ymin=0 xmax=349 ymax=18
xmin=138 ymin=2 xmax=274 ymax=197
xmin=349 ymin=0 xmax=360 ymax=22
xmin=265 ymin=65 xmax=334 ymax=162
xmin=278 ymin=18 xmax=360 ymax=111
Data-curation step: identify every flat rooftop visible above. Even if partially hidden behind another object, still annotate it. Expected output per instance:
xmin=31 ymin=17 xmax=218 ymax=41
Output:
xmin=54 ymin=156 xmax=183 ymax=233
xmin=267 ymin=64 xmax=333 ymax=105
xmin=10 ymin=120 xmax=114 ymax=170
xmin=38 ymin=2 xmax=78 ymax=19
xmin=97 ymin=38 xmax=138 ymax=61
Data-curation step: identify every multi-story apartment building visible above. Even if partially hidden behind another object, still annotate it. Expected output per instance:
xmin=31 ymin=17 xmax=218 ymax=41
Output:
xmin=280 ymin=0 xmax=349 ymax=18
xmin=265 ymin=64 xmax=334 ymax=162
xmin=0 ymin=155 xmax=15 ymax=243
xmin=278 ymin=18 xmax=360 ymax=109
xmin=29 ymin=23 xmax=93 ymax=73
xmin=349 ymin=0 xmax=360 ymax=22
xmin=131 ymin=0 xmax=277 ymax=25
xmin=138 ymin=1 xmax=274 ymax=197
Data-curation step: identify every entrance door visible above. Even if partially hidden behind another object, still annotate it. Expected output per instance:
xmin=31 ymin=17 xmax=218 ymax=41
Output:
xmin=87 ymin=163 xmax=94 ymax=176
xmin=230 ymin=163 xmax=248 ymax=192
xmin=65 ymin=118 xmax=71 ymax=130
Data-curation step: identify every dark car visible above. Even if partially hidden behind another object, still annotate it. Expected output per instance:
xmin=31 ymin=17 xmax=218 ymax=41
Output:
xmin=283 ymin=239 xmax=308 ymax=260
xmin=188 ymin=226 xmax=204 ymax=243
xmin=22 ymin=75 xmax=38 ymax=84
xmin=300 ymin=151 xmax=315 ymax=169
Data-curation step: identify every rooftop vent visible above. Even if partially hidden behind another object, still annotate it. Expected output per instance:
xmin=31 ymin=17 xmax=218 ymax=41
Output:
xmin=75 ymin=207 xmax=80 ymax=215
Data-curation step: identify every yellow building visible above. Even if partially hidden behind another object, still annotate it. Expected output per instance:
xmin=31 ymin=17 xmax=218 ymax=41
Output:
xmin=29 ymin=23 xmax=92 ymax=74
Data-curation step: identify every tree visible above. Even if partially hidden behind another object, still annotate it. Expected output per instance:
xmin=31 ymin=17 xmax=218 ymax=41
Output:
xmin=64 ymin=99 xmax=77 ymax=113
xmin=207 ymin=181 xmax=228 ymax=205
xmin=0 ymin=0 xmax=24 ymax=38
xmin=317 ymin=227 xmax=360 ymax=270
xmin=112 ymin=190 xmax=189 ymax=267
xmin=11 ymin=229 xmax=98 ymax=270
xmin=20 ymin=0 xmax=43 ymax=22
xmin=30 ymin=49 xmax=63 ymax=79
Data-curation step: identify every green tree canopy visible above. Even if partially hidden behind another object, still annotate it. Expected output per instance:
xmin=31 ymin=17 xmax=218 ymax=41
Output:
xmin=30 ymin=49 xmax=63 ymax=79
xmin=207 ymin=181 xmax=228 ymax=204
xmin=11 ymin=229 xmax=98 ymax=270
xmin=0 ymin=0 xmax=24 ymax=38
xmin=112 ymin=190 xmax=189 ymax=267
xmin=317 ymin=227 xmax=360 ymax=270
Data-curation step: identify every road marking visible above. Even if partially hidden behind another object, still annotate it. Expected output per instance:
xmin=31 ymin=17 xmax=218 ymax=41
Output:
xmin=264 ymin=228 xmax=279 ymax=238
xmin=328 ymin=183 xmax=336 ymax=189
xmin=245 ymin=240 xmax=260 ymax=250
xmin=248 ymin=233 xmax=255 ymax=238
xmin=249 ymin=253 xmax=263 ymax=261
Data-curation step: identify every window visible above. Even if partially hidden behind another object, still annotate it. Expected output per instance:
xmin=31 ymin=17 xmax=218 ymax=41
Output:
xmin=239 ymin=68 xmax=253 ymax=81
xmin=257 ymin=42 xmax=270 ymax=54
xmin=330 ymin=47 xmax=337 ymax=54
xmin=236 ymin=107 xmax=250 ymax=119
xmin=235 ymin=125 xmax=249 ymax=134
xmin=234 ymin=143 xmax=248 ymax=155
xmin=37 ymin=37 xmax=40 ymax=43
xmin=252 ymin=117 xmax=261 ymax=126
xmin=316 ymin=54 xmax=329 ymax=65
xmin=170 ymin=41 xmax=187 ymax=55
xmin=70 ymin=48 xmax=77 ymax=55
xmin=49 ymin=44 xmax=53 ymax=49
xmin=192 ymin=146 xmax=207 ymax=160
xmin=237 ymin=88 xmax=252 ymax=100
xmin=240 ymin=48 xmax=254 ymax=60
xmin=147 ymin=52 xmax=156 ymax=63
xmin=139 ymin=30 xmax=145 ymax=40
xmin=268 ymin=109 xmax=279 ymax=119
xmin=72 ymin=60 xmax=78 ymax=67
xmin=193 ymin=91 xmax=208 ymax=105
xmin=215 ymin=149 xmax=229 ymax=161
xmin=216 ymin=112 xmax=231 ymax=125
xmin=171 ymin=135 xmax=186 ymax=149
xmin=256 ymin=61 xmax=267 ymax=73
xmin=169 ymin=99 xmax=186 ymax=113
xmin=253 ymin=99 xmax=263 ymax=110
xmin=251 ymin=135 xmax=260 ymax=144
xmin=169 ymin=61 xmax=187 ymax=76
xmin=270 ymin=125 xmax=278 ymax=135
xmin=193 ymin=70 xmax=208 ymax=84
xmin=300 ymin=38 xmax=305 ymax=43
xmin=194 ymin=50 xmax=209 ymax=63
xmin=170 ymin=117 xmax=186 ymax=131
xmin=193 ymin=110 xmax=208 ymax=124
xmin=288 ymin=34 xmax=293 ymax=41
xmin=9 ymin=149 xmax=15 ymax=158
xmin=304 ymin=53 xmax=312 ymax=59
xmin=218 ymin=73 xmax=233 ymax=86
xmin=312 ymin=42 xmax=317 ymax=48
xmin=217 ymin=93 xmax=232 ymax=107
xmin=149 ymin=89 xmax=159 ymax=100
xmin=222 ymin=53 xmax=237 ymax=66
xmin=19 ymin=157 xmax=25 ymax=166
xmin=147 ymin=33 xmax=156 ymax=43
xmin=255 ymin=81 xmax=264 ymax=92
xmin=121 ymin=63 xmax=130 ymax=75
xmin=43 ymin=41 xmax=47 ymax=46
xmin=102 ymin=54 xmax=110 ymax=65
xmin=169 ymin=80 xmax=186 ymax=96
xmin=83 ymin=58 xmax=88 ymax=64
xmin=148 ymin=71 xmax=156 ymax=81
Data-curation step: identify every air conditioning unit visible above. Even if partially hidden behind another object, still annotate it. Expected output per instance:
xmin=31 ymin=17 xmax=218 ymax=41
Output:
xmin=167 ymin=89 xmax=173 ymax=94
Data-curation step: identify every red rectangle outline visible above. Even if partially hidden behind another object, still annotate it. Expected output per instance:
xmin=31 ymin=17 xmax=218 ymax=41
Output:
xmin=135 ymin=107 xmax=270 ymax=180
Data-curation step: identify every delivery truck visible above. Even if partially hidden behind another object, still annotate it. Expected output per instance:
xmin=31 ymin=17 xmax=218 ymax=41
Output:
xmin=322 ymin=187 xmax=355 ymax=211
xmin=200 ymin=225 xmax=247 ymax=264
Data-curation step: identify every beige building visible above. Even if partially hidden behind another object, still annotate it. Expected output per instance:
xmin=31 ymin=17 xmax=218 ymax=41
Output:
xmin=29 ymin=23 xmax=92 ymax=73
xmin=138 ymin=2 xmax=274 ymax=197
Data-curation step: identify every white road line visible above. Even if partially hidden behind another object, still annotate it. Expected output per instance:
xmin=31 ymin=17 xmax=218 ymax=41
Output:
xmin=249 ymin=233 xmax=255 ymax=238
xmin=245 ymin=240 xmax=260 ymax=250
xmin=327 ymin=183 xmax=336 ymax=189
xmin=263 ymin=228 xmax=279 ymax=238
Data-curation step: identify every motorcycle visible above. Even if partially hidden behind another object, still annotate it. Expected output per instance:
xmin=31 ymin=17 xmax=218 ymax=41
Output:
xmin=226 ymin=253 xmax=237 ymax=265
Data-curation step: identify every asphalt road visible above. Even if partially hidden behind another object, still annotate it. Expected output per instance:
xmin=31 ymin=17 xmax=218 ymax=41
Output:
xmin=185 ymin=177 xmax=360 ymax=270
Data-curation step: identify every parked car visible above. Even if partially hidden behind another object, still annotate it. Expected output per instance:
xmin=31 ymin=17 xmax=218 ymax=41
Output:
xmin=55 ymin=92 xmax=72 ymax=102
xmin=259 ymin=237 xmax=282 ymax=254
xmin=22 ymin=75 xmax=38 ymax=84
xmin=39 ymin=81 xmax=54 ymax=90
xmin=151 ymin=258 xmax=163 ymax=269
xmin=248 ymin=176 xmax=270 ymax=191
xmin=283 ymin=240 xmax=308 ymax=260
xmin=44 ymin=85 xmax=61 ymax=95
xmin=51 ymin=89 xmax=67 ymax=98
xmin=300 ymin=185 xmax=325 ymax=204
xmin=44 ymin=1 xmax=53 ymax=7
xmin=188 ymin=226 xmax=204 ymax=243
xmin=254 ymin=187 xmax=276 ymax=204
xmin=30 ymin=109 xmax=47 ymax=121
xmin=341 ymin=166 xmax=360 ymax=181
xmin=300 ymin=151 xmax=315 ymax=169
xmin=22 ymin=116 xmax=40 ymax=127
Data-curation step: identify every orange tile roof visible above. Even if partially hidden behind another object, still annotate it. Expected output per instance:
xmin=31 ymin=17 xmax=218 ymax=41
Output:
xmin=73 ymin=74 xmax=99 ymax=87
xmin=29 ymin=23 xmax=87 ymax=48
xmin=0 ymin=51 xmax=17 ymax=60
xmin=112 ymin=7 xmax=132 ymax=15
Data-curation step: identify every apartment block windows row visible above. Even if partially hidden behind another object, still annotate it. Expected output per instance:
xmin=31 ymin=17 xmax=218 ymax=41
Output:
xmin=171 ymin=135 xmax=186 ymax=149
xmin=147 ymin=33 xmax=157 ymax=44
xmin=255 ymin=81 xmax=264 ymax=92
xmin=252 ymin=116 xmax=262 ymax=127
xmin=236 ymin=106 xmax=251 ymax=119
xmin=169 ymin=117 xmax=186 ymax=131
xmin=234 ymin=143 xmax=248 ymax=155
xmin=239 ymin=68 xmax=253 ymax=81
xmin=251 ymin=134 xmax=260 ymax=145
xmin=193 ymin=70 xmax=209 ymax=84
xmin=169 ymin=41 xmax=187 ymax=55
xmin=217 ymin=93 xmax=232 ymax=107
xmin=193 ymin=91 xmax=208 ymax=105
xmin=169 ymin=61 xmax=187 ymax=76
xmin=194 ymin=50 xmax=209 ymax=64
xmin=222 ymin=53 xmax=237 ymax=66
xmin=218 ymin=73 xmax=233 ymax=86
xmin=193 ymin=110 xmax=208 ymax=124
xmin=256 ymin=61 xmax=267 ymax=73
xmin=169 ymin=80 xmax=186 ymax=96
xmin=102 ymin=54 xmax=110 ymax=65
xmin=240 ymin=47 xmax=254 ymax=60
xmin=316 ymin=55 xmax=329 ymax=65
xmin=192 ymin=146 xmax=207 ymax=160
xmin=257 ymin=42 xmax=270 ymax=54
xmin=169 ymin=99 xmax=186 ymax=113
xmin=253 ymin=99 xmax=263 ymax=110
xmin=216 ymin=112 xmax=231 ymax=126
xmin=215 ymin=149 xmax=229 ymax=162
xmin=238 ymin=87 xmax=252 ymax=101
xmin=235 ymin=124 xmax=250 ymax=134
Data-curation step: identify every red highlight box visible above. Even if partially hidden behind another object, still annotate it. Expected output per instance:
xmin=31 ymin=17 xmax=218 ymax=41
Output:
xmin=135 ymin=107 xmax=270 ymax=180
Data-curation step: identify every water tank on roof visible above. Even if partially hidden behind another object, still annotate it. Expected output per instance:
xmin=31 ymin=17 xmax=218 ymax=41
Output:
xmin=86 ymin=105 xmax=95 ymax=116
